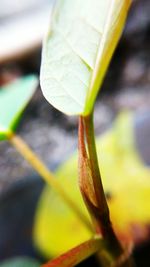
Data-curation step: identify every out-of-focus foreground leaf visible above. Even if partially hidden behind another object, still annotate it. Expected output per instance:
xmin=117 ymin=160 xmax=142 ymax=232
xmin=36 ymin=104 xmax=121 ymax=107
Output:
xmin=0 ymin=75 xmax=38 ymax=140
xmin=40 ymin=0 xmax=132 ymax=116
xmin=33 ymin=112 xmax=150 ymax=258
xmin=0 ymin=257 xmax=40 ymax=267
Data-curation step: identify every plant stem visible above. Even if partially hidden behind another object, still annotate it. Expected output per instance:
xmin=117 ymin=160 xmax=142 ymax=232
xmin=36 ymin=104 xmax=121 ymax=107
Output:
xmin=78 ymin=112 xmax=135 ymax=266
xmin=8 ymin=132 xmax=92 ymax=232
xmin=83 ymin=112 xmax=109 ymax=219
xmin=42 ymin=236 xmax=104 ymax=267
xmin=83 ymin=113 xmax=119 ymax=240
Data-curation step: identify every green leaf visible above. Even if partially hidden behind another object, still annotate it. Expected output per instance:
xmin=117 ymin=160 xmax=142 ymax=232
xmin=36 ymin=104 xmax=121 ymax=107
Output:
xmin=0 ymin=75 xmax=38 ymax=140
xmin=0 ymin=257 xmax=40 ymax=267
xmin=40 ymin=0 xmax=132 ymax=116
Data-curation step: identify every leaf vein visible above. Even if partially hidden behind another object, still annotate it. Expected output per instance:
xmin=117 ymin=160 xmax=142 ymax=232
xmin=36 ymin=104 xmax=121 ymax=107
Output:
xmin=55 ymin=27 xmax=93 ymax=70
xmin=45 ymin=77 xmax=84 ymax=108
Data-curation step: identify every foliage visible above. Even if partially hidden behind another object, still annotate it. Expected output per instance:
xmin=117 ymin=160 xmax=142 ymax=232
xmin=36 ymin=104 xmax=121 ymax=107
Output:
xmin=0 ymin=0 xmax=134 ymax=265
xmin=39 ymin=0 xmax=134 ymax=264
xmin=0 ymin=75 xmax=38 ymax=140
xmin=40 ymin=0 xmax=132 ymax=116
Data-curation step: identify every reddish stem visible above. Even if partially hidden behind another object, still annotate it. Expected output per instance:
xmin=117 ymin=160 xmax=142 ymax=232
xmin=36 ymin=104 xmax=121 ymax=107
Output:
xmin=78 ymin=113 xmax=134 ymax=266
xmin=42 ymin=236 xmax=103 ymax=267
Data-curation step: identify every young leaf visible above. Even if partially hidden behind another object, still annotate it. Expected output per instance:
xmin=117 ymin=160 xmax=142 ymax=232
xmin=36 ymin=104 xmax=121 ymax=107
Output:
xmin=40 ymin=0 xmax=132 ymax=116
xmin=0 ymin=257 xmax=40 ymax=267
xmin=0 ymin=75 xmax=38 ymax=140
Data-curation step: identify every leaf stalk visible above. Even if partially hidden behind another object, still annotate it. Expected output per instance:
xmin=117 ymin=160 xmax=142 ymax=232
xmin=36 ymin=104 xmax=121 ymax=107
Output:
xmin=42 ymin=236 xmax=104 ymax=267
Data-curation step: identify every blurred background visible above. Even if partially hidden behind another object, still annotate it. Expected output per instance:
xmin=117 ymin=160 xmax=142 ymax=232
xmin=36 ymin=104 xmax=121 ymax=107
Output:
xmin=0 ymin=0 xmax=150 ymax=265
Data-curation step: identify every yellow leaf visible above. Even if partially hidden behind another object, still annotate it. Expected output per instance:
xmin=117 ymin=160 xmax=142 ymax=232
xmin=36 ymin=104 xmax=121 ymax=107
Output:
xmin=33 ymin=112 xmax=150 ymax=257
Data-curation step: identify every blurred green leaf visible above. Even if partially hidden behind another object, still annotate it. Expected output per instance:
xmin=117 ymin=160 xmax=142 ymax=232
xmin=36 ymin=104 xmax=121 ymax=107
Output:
xmin=0 ymin=257 xmax=40 ymax=267
xmin=40 ymin=0 xmax=131 ymax=115
xmin=0 ymin=75 xmax=38 ymax=140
